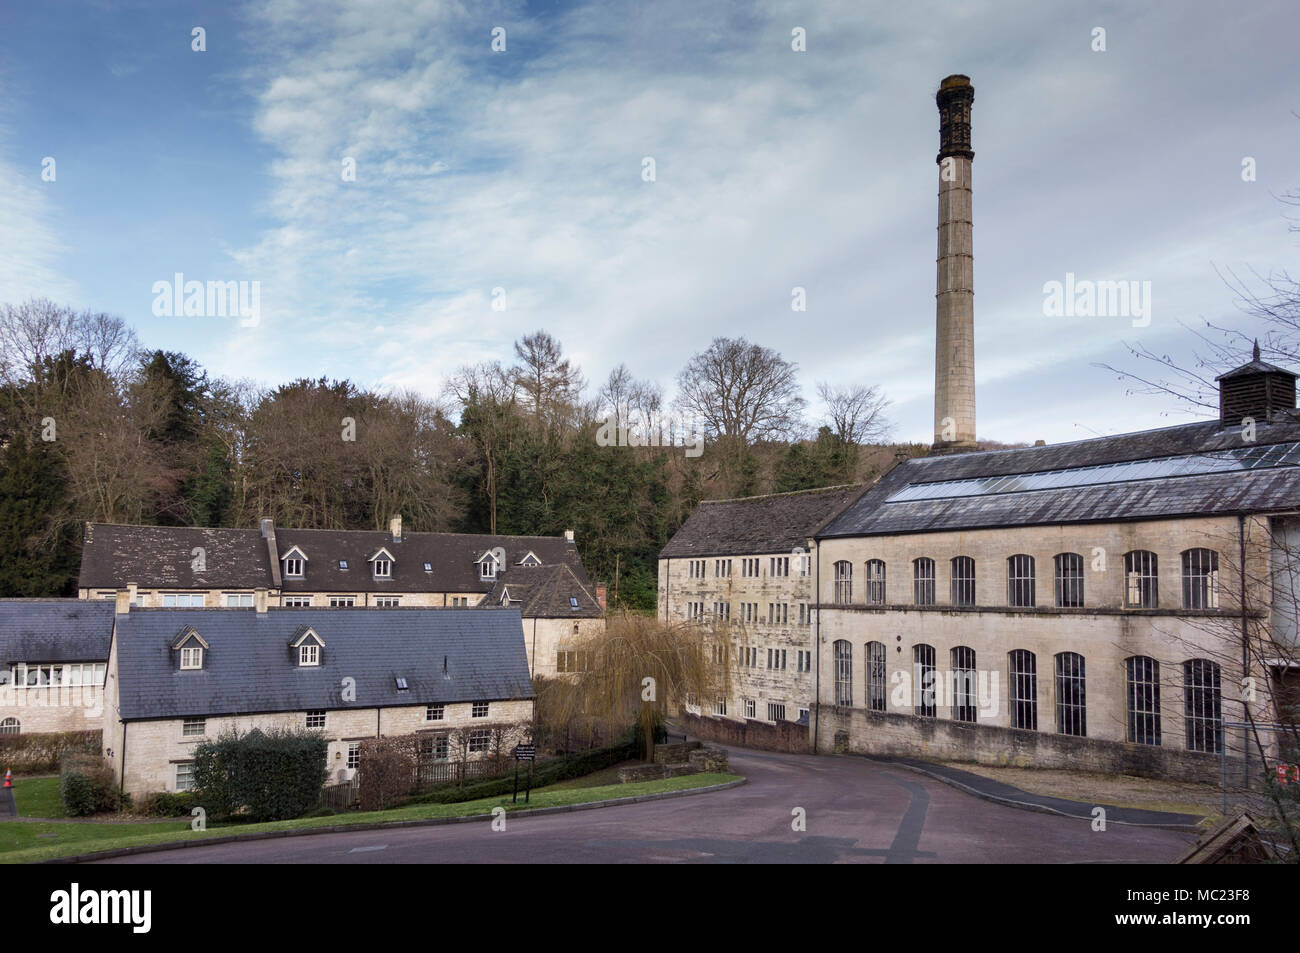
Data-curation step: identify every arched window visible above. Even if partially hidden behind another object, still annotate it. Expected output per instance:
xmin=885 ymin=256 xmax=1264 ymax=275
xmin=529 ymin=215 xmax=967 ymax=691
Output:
xmin=913 ymin=644 xmax=936 ymax=716
xmin=950 ymin=556 xmax=975 ymax=607
xmin=1181 ymin=549 xmax=1219 ymax=609
xmin=1184 ymin=659 xmax=1222 ymax=753
xmin=833 ymin=561 xmax=853 ymax=605
xmin=951 ymin=646 xmax=976 ymax=722
xmin=1124 ymin=551 xmax=1158 ymax=608
xmin=913 ymin=558 xmax=935 ymax=606
xmin=865 ymin=641 xmax=887 ymax=712
xmin=1055 ymin=652 xmax=1086 ymax=736
xmin=833 ymin=640 xmax=853 ymax=707
xmin=1054 ymin=553 xmax=1084 ymax=608
xmin=1009 ymin=649 xmax=1037 ymax=729
xmin=1007 ymin=555 xmax=1035 ymax=607
xmin=0 ymin=717 xmax=18 ymax=735
xmin=865 ymin=560 xmax=887 ymax=605
xmin=1126 ymin=656 xmax=1161 ymax=745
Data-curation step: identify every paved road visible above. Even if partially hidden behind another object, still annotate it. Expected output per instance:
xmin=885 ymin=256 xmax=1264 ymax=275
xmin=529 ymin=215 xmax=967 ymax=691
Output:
xmin=92 ymin=747 xmax=1197 ymax=864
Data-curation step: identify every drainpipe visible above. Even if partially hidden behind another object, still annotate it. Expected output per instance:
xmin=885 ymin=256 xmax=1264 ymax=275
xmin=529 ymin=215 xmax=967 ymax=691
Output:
xmin=813 ymin=540 xmax=821 ymax=754
xmin=1238 ymin=514 xmax=1251 ymax=789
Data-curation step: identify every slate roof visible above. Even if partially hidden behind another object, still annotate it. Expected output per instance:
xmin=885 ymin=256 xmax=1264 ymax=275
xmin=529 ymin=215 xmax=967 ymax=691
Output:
xmin=659 ymin=485 xmax=868 ymax=559
xmin=478 ymin=564 xmax=604 ymax=618
xmin=78 ymin=522 xmax=592 ymax=597
xmin=820 ymin=412 xmax=1300 ymax=538
xmin=0 ymin=599 xmax=116 ymax=665
xmin=112 ymin=607 xmax=534 ymax=721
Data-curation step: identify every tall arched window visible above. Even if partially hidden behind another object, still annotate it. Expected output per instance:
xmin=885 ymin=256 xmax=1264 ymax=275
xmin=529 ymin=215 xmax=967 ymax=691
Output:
xmin=0 ymin=717 xmax=18 ymax=735
xmin=1125 ymin=551 xmax=1159 ymax=608
xmin=865 ymin=641 xmax=887 ymax=712
xmin=1009 ymin=649 xmax=1037 ymax=729
xmin=950 ymin=556 xmax=975 ymax=607
xmin=1054 ymin=553 xmax=1084 ymax=608
xmin=833 ymin=561 xmax=853 ymax=605
xmin=1007 ymin=555 xmax=1035 ymax=607
xmin=913 ymin=558 xmax=935 ymax=606
xmin=1126 ymin=656 xmax=1161 ymax=745
xmin=833 ymin=640 xmax=853 ymax=707
xmin=913 ymin=644 xmax=936 ymax=717
xmin=1184 ymin=658 xmax=1222 ymax=753
xmin=865 ymin=560 xmax=887 ymax=605
xmin=951 ymin=646 xmax=976 ymax=722
xmin=1181 ymin=549 xmax=1219 ymax=609
xmin=1055 ymin=652 xmax=1086 ymax=736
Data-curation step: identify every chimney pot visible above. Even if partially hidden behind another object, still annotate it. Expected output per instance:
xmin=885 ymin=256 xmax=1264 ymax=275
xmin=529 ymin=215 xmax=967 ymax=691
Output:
xmin=390 ymin=514 xmax=402 ymax=542
xmin=595 ymin=583 xmax=607 ymax=611
xmin=260 ymin=518 xmax=274 ymax=538
xmin=564 ymin=529 xmax=575 ymax=542
xmin=114 ymin=589 xmax=131 ymax=615
xmin=255 ymin=588 xmax=268 ymax=614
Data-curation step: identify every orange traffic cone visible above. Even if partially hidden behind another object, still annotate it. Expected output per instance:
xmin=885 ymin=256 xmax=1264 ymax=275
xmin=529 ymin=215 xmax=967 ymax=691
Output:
xmin=2 ymin=769 xmax=10 ymax=788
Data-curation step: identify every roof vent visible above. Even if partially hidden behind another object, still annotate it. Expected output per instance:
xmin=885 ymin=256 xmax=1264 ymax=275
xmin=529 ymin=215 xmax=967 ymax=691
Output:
xmin=1216 ymin=341 xmax=1297 ymax=427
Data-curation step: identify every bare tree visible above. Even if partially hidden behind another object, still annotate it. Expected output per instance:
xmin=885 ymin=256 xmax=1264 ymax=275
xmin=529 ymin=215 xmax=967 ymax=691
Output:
xmin=444 ymin=361 xmax=520 ymax=534
xmin=513 ymin=330 xmax=584 ymax=431
xmin=674 ymin=337 xmax=806 ymax=443
xmin=816 ymin=381 xmax=892 ymax=445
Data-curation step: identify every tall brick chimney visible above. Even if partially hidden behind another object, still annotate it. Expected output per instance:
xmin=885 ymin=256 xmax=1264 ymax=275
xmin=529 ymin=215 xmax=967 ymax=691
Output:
xmin=933 ymin=74 xmax=977 ymax=453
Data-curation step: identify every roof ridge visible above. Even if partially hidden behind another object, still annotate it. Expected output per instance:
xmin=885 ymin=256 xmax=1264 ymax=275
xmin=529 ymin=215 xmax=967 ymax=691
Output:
xmin=697 ymin=483 xmax=865 ymax=504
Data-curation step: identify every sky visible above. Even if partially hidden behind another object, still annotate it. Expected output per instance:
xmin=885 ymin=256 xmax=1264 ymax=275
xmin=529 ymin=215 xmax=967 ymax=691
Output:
xmin=1 ymin=0 xmax=1296 ymax=445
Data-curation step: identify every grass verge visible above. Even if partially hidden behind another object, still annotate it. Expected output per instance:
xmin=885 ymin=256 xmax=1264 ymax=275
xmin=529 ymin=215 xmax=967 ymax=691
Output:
xmin=0 ymin=771 xmax=740 ymax=864
xmin=10 ymin=776 xmax=64 ymax=819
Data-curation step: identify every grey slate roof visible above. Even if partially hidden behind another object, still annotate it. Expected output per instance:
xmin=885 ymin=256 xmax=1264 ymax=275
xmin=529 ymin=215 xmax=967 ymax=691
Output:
xmin=79 ymin=522 xmax=592 ymax=597
xmin=113 ymin=607 xmax=533 ymax=721
xmin=659 ymin=485 xmax=868 ymax=559
xmin=478 ymin=564 xmax=604 ymax=618
xmin=820 ymin=413 xmax=1300 ymax=538
xmin=0 ymin=599 xmax=116 ymax=664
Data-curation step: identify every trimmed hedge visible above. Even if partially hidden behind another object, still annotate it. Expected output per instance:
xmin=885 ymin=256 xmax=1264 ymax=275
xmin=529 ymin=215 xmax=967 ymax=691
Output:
xmin=136 ymin=791 xmax=199 ymax=818
xmin=0 ymin=730 xmax=100 ymax=774
xmin=408 ymin=742 xmax=637 ymax=805
xmin=59 ymin=752 xmax=118 ymax=817
xmin=192 ymin=728 xmax=329 ymax=822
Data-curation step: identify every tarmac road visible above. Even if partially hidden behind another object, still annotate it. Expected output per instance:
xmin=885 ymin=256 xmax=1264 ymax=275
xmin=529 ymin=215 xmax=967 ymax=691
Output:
xmin=90 ymin=746 xmax=1198 ymax=864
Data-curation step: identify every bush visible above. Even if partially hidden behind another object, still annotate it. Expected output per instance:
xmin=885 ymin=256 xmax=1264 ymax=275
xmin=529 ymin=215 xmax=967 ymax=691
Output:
xmin=59 ymin=753 xmax=118 ymax=817
xmin=0 ymin=730 xmax=100 ymax=774
xmin=192 ymin=728 xmax=329 ymax=822
xmin=408 ymin=742 xmax=636 ymax=805
xmin=357 ymin=736 xmax=419 ymax=812
xmin=137 ymin=791 xmax=198 ymax=818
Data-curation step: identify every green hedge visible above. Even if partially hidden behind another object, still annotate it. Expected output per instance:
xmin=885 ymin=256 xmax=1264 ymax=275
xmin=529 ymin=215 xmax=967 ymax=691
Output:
xmin=136 ymin=791 xmax=199 ymax=818
xmin=59 ymin=752 xmax=118 ymax=817
xmin=192 ymin=728 xmax=329 ymax=822
xmin=0 ymin=730 xmax=100 ymax=774
xmin=408 ymin=742 xmax=637 ymax=805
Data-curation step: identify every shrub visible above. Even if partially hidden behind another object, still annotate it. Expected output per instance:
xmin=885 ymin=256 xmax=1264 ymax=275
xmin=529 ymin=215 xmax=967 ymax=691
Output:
xmin=192 ymin=728 xmax=329 ymax=822
xmin=59 ymin=753 xmax=118 ymax=817
xmin=407 ymin=741 xmax=636 ymax=805
xmin=0 ymin=730 xmax=100 ymax=774
xmin=357 ymin=735 xmax=419 ymax=812
xmin=137 ymin=791 xmax=198 ymax=818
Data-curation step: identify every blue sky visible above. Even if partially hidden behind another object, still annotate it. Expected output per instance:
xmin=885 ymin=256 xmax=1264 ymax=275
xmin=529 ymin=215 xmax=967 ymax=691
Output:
xmin=2 ymin=0 xmax=1297 ymax=445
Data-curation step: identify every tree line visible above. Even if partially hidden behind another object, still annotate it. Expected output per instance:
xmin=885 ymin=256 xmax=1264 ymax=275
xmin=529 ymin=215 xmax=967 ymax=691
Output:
xmin=0 ymin=297 xmax=914 ymax=608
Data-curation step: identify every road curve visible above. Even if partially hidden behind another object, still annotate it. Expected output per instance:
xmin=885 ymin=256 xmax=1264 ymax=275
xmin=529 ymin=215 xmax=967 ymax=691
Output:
xmin=90 ymin=746 xmax=1197 ymax=864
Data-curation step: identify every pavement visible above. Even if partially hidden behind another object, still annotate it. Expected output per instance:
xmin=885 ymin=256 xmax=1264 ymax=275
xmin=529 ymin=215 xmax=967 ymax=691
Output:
xmin=87 ymin=744 xmax=1200 ymax=864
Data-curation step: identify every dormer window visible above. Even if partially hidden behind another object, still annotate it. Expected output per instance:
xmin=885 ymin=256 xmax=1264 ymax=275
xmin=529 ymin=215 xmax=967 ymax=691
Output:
xmin=479 ymin=553 xmax=499 ymax=580
xmin=172 ymin=626 xmax=210 ymax=671
xmin=181 ymin=646 xmax=204 ymax=670
xmin=282 ymin=547 xmax=308 ymax=579
xmin=299 ymin=644 xmax=319 ymax=666
xmin=519 ymin=552 xmax=542 ymax=568
xmin=374 ymin=558 xmax=391 ymax=578
xmin=290 ymin=626 xmax=325 ymax=667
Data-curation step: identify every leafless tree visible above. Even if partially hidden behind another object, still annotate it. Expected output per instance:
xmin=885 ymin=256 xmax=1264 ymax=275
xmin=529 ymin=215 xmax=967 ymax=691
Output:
xmin=674 ymin=337 xmax=806 ymax=444
xmin=513 ymin=330 xmax=585 ymax=431
xmin=816 ymin=381 xmax=892 ymax=445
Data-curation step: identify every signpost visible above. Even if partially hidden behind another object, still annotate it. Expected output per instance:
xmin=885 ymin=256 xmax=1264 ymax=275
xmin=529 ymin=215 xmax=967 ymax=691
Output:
xmin=513 ymin=744 xmax=536 ymax=804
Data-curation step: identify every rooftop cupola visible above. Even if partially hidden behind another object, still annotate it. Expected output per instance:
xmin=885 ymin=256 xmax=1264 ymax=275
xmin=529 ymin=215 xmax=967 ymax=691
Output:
xmin=1216 ymin=340 xmax=1297 ymax=426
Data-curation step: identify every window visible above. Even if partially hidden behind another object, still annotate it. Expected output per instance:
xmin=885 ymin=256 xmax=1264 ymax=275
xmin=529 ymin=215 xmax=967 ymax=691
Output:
xmin=468 ymin=729 xmax=491 ymax=753
xmin=283 ymin=595 xmax=311 ymax=607
xmin=419 ymin=733 xmax=450 ymax=761
xmin=472 ymin=701 xmax=489 ymax=718
xmin=1184 ymin=659 xmax=1222 ymax=753
xmin=1009 ymin=650 xmax=1037 ymax=729
xmin=913 ymin=558 xmax=935 ymax=606
xmin=951 ymin=556 xmax=975 ymax=607
xmin=480 ymin=557 xmax=497 ymax=580
xmin=162 ymin=593 xmax=205 ymax=607
xmin=0 ymin=718 xmax=18 ymax=735
xmin=714 ymin=699 xmax=727 ymax=716
xmin=347 ymin=743 xmax=360 ymax=770
xmin=913 ymin=644 xmax=936 ymax=717
xmin=283 ymin=557 xmax=304 ymax=578
xmin=770 ymin=556 xmax=789 ymax=577
xmin=1182 ymin=549 xmax=1219 ymax=609
xmin=865 ymin=559 xmax=886 ymax=605
xmin=714 ymin=559 xmax=732 ymax=578
xmin=833 ymin=640 xmax=853 ymax=707
xmin=797 ymin=553 xmax=810 ymax=577
xmin=556 ymin=650 xmax=590 ymax=673
xmin=225 ymin=593 xmax=253 ymax=607
xmin=338 ymin=559 xmax=349 ymax=571
xmin=175 ymin=762 xmax=195 ymax=792
xmin=797 ymin=649 xmax=812 ymax=673
xmin=689 ymin=559 xmax=706 ymax=578
xmin=374 ymin=596 xmax=401 ymax=607
xmin=425 ymin=703 xmax=445 ymax=721
xmin=833 ymin=561 xmax=853 ymax=604
xmin=1055 ymin=652 xmax=1086 ymax=736
xmin=180 ymin=646 xmax=203 ymax=670
xmin=423 ymin=562 xmax=433 ymax=573
xmin=951 ymin=646 xmax=976 ymax=722
xmin=744 ymin=698 xmax=756 ymax=719
xmin=1126 ymin=656 xmax=1161 ymax=745
xmin=328 ymin=595 xmax=356 ymax=608
xmin=767 ymin=702 xmax=786 ymax=722
xmin=182 ymin=718 xmax=206 ymax=738
xmin=299 ymin=644 xmax=319 ymax=666
xmin=741 ymin=558 xmax=759 ymax=577
xmin=1054 ymin=553 xmax=1084 ymax=608
xmin=712 ymin=602 xmax=731 ymax=622
xmin=11 ymin=662 xmax=106 ymax=687
xmin=768 ymin=602 xmax=788 ymax=624
xmin=1125 ymin=551 xmax=1159 ymax=608
xmin=1007 ymin=555 xmax=1035 ymax=607
xmin=305 ymin=710 xmax=326 ymax=730
xmin=866 ymin=641 xmax=887 ymax=712
xmin=764 ymin=649 xmax=786 ymax=670
xmin=373 ymin=558 xmax=392 ymax=578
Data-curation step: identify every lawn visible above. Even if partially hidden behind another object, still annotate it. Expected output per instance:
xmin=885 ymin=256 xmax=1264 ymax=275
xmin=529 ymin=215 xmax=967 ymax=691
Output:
xmin=0 ymin=771 xmax=740 ymax=864
xmin=10 ymin=776 xmax=64 ymax=819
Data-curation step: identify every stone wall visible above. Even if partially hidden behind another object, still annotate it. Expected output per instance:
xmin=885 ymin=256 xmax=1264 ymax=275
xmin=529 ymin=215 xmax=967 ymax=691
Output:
xmin=681 ymin=711 xmax=809 ymax=754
